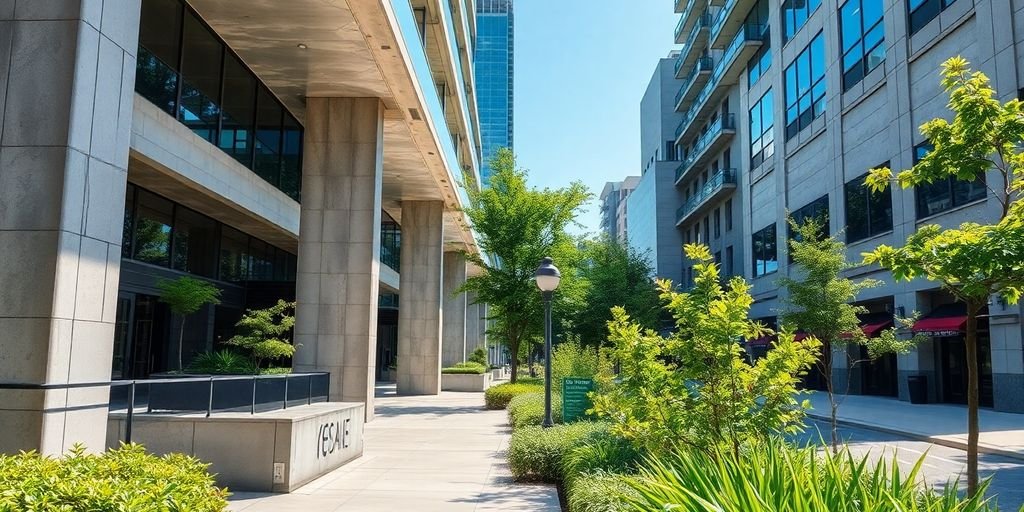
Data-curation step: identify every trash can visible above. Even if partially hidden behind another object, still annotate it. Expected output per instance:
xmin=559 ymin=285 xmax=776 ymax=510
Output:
xmin=908 ymin=375 xmax=928 ymax=404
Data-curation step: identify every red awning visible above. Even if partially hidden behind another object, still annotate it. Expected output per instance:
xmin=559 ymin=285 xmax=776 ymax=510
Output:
xmin=861 ymin=319 xmax=894 ymax=338
xmin=913 ymin=316 xmax=967 ymax=337
xmin=793 ymin=332 xmax=811 ymax=342
xmin=746 ymin=335 xmax=776 ymax=347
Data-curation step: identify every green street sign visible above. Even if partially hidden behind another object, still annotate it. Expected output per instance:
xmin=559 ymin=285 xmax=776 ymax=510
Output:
xmin=561 ymin=377 xmax=594 ymax=422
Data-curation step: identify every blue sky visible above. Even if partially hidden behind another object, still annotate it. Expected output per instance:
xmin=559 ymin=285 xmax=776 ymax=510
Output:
xmin=513 ymin=1 xmax=678 ymax=235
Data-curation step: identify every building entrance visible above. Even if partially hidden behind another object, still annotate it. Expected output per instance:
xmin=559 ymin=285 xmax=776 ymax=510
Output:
xmin=938 ymin=335 xmax=993 ymax=407
xmin=111 ymin=293 xmax=169 ymax=379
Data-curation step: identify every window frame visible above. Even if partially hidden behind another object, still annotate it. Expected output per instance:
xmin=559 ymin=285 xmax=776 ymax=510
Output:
xmin=912 ymin=142 xmax=987 ymax=219
xmin=839 ymin=0 xmax=885 ymax=91
xmin=844 ymin=169 xmax=894 ymax=243
xmin=749 ymin=89 xmax=775 ymax=168
xmin=784 ymin=32 xmax=827 ymax=140
xmin=751 ymin=223 xmax=778 ymax=278
xmin=908 ymin=0 xmax=957 ymax=35
xmin=782 ymin=0 xmax=822 ymax=44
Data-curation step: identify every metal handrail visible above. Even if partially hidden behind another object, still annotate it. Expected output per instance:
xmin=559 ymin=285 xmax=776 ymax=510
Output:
xmin=675 ymin=114 xmax=736 ymax=182
xmin=677 ymin=169 xmax=737 ymax=221
xmin=675 ymin=57 xmax=714 ymax=107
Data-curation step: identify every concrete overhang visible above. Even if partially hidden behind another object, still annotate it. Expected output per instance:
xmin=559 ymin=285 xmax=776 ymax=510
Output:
xmin=186 ymin=0 xmax=479 ymax=256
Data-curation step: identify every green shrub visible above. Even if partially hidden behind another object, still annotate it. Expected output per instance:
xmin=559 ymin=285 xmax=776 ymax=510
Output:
xmin=468 ymin=346 xmax=488 ymax=366
xmin=622 ymin=438 xmax=998 ymax=512
xmin=550 ymin=339 xmax=608 ymax=389
xmin=566 ymin=471 xmax=637 ymax=512
xmin=484 ymin=382 xmax=542 ymax=409
xmin=0 ymin=444 xmax=229 ymax=511
xmin=441 ymin=361 xmax=487 ymax=375
xmin=562 ymin=430 xmax=643 ymax=482
xmin=187 ymin=350 xmax=254 ymax=374
xmin=515 ymin=376 xmax=544 ymax=386
xmin=507 ymin=392 xmax=562 ymax=428
xmin=507 ymin=422 xmax=609 ymax=482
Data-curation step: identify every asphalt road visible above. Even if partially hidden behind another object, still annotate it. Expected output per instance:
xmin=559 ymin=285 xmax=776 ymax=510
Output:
xmin=797 ymin=420 xmax=1024 ymax=510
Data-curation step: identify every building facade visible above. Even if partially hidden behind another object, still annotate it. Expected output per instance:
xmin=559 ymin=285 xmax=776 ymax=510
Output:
xmin=476 ymin=0 xmax=514 ymax=185
xmin=599 ymin=177 xmax=641 ymax=242
xmin=665 ymin=0 xmax=1024 ymax=412
xmin=0 ymin=0 xmax=490 ymax=455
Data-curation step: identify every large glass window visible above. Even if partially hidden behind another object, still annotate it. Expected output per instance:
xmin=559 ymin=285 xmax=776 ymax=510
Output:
xmin=746 ymin=0 xmax=772 ymax=87
xmin=219 ymin=226 xmax=250 ymax=282
xmin=749 ymin=89 xmax=774 ymax=168
xmin=136 ymin=0 xmax=182 ymax=116
xmin=178 ymin=11 xmax=222 ymax=144
xmin=254 ymin=86 xmax=284 ymax=187
xmin=913 ymin=143 xmax=986 ymax=218
xmin=782 ymin=0 xmax=822 ymax=43
xmin=752 ymin=223 xmax=778 ymax=277
xmin=908 ymin=0 xmax=956 ymax=35
xmin=219 ymin=53 xmax=256 ymax=168
xmin=381 ymin=212 xmax=402 ymax=271
xmin=172 ymin=206 xmax=218 ymax=278
xmin=122 ymin=184 xmax=137 ymax=258
xmin=840 ymin=0 xmax=885 ymax=91
xmin=133 ymin=190 xmax=174 ymax=267
xmin=844 ymin=170 xmax=893 ymax=243
xmin=784 ymin=32 xmax=826 ymax=140
xmin=789 ymin=194 xmax=829 ymax=258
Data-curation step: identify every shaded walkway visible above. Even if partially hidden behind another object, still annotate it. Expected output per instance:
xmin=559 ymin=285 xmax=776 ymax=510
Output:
xmin=228 ymin=385 xmax=560 ymax=511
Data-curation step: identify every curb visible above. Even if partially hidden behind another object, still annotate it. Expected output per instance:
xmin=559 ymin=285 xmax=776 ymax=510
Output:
xmin=806 ymin=413 xmax=1024 ymax=462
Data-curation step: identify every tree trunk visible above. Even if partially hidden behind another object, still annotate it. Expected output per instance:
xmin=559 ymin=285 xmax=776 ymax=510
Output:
xmin=965 ymin=301 xmax=980 ymax=497
xmin=178 ymin=316 xmax=186 ymax=371
xmin=509 ymin=337 xmax=519 ymax=384
xmin=824 ymin=341 xmax=838 ymax=453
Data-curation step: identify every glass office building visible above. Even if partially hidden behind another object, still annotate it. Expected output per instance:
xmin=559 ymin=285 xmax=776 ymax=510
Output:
xmin=475 ymin=0 xmax=514 ymax=185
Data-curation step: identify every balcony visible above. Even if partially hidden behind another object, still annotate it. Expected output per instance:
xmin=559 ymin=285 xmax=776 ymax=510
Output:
xmin=674 ymin=0 xmax=689 ymax=14
xmin=674 ymin=24 xmax=764 ymax=144
xmin=674 ymin=57 xmax=713 ymax=112
xmin=710 ymin=0 xmax=759 ymax=49
xmin=674 ymin=12 xmax=712 ymax=78
xmin=674 ymin=0 xmax=699 ymax=43
xmin=676 ymin=169 xmax=738 ymax=226
xmin=674 ymin=114 xmax=736 ymax=184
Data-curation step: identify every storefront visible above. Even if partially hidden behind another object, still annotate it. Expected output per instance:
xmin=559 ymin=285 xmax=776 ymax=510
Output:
xmin=854 ymin=312 xmax=898 ymax=398
xmin=913 ymin=303 xmax=994 ymax=407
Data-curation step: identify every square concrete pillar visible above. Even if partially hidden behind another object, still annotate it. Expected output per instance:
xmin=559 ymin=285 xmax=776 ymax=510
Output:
xmin=293 ymin=97 xmax=384 ymax=420
xmin=0 ymin=1 xmax=141 ymax=455
xmin=397 ymin=201 xmax=445 ymax=395
xmin=441 ymin=252 xmax=468 ymax=367
xmin=465 ymin=292 xmax=483 ymax=359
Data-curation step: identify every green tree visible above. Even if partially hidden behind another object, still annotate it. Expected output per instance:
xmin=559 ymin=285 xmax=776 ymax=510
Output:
xmin=225 ymin=300 xmax=297 ymax=371
xmin=572 ymin=237 xmax=661 ymax=347
xmin=157 ymin=277 xmax=222 ymax=371
xmin=779 ymin=218 xmax=915 ymax=452
xmin=460 ymin=148 xmax=590 ymax=383
xmin=593 ymin=244 xmax=820 ymax=457
xmin=863 ymin=57 xmax=1024 ymax=496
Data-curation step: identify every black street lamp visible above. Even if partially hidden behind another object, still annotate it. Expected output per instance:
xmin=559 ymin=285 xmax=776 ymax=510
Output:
xmin=534 ymin=256 xmax=561 ymax=428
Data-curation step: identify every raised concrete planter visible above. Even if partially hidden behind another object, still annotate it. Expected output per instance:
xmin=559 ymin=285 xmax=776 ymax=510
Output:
xmin=107 ymin=402 xmax=364 ymax=493
xmin=441 ymin=372 xmax=492 ymax=392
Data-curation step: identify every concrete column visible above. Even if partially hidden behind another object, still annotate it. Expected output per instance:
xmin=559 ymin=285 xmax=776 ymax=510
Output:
xmin=293 ymin=97 xmax=384 ymax=420
xmin=0 ymin=2 xmax=141 ymax=455
xmin=441 ymin=252 xmax=467 ymax=367
xmin=465 ymin=292 xmax=482 ymax=359
xmin=397 ymin=201 xmax=445 ymax=395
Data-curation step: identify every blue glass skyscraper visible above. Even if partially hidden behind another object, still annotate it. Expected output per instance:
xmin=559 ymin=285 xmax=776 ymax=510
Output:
xmin=475 ymin=0 xmax=514 ymax=186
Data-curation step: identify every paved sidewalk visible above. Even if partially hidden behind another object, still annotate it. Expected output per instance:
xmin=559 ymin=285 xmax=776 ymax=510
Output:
xmin=227 ymin=385 xmax=560 ymax=511
xmin=806 ymin=392 xmax=1024 ymax=460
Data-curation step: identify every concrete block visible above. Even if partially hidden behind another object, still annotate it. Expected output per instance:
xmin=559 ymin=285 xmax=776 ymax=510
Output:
xmin=441 ymin=373 xmax=492 ymax=392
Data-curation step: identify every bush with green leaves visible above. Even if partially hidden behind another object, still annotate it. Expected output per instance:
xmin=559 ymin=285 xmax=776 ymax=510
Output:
xmin=593 ymin=244 xmax=819 ymax=456
xmin=225 ymin=300 xmax=296 ymax=371
xmin=507 ymin=421 xmax=610 ymax=483
xmin=468 ymin=346 xmax=488 ymax=366
xmin=565 ymin=471 xmax=637 ymax=512
xmin=621 ymin=438 xmax=1000 ymax=512
xmin=157 ymin=276 xmax=222 ymax=371
xmin=506 ymin=392 xmax=562 ymax=428
xmin=560 ymin=430 xmax=645 ymax=512
xmin=549 ymin=338 xmax=612 ymax=391
xmin=515 ymin=376 xmax=543 ymax=386
xmin=441 ymin=361 xmax=487 ymax=375
xmin=0 ymin=444 xmax=229 ymax=511
xmin=484 ymin=382 xmax=542 ymax=409
xmin=186 ymin=350 xmax=255 ymax=375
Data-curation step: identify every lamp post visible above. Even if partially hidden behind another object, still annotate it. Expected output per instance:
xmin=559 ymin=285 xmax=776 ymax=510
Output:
xmin=534 ymin=257 xmax=561 ymax=428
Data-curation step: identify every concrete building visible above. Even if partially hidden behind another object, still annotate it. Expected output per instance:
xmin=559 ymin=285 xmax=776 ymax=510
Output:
xmin=476 ymin=0 xmax=514 ymax=185
xmin=599 ymin=176 xmax=640 ymax=242
xmin=0 ymin=0 xmax=490 ymax=455
xmin=662 ymin=0 xmax=1024 ymax=412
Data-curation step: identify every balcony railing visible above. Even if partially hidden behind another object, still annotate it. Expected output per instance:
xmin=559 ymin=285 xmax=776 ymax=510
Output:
xmin=711 ymin=0 xmax=737 ymax=41
xmin=674 ymin=57 xmax=714 ymax=111
xmin=675 ymin=114 xmax=736 ymax=183
xmin=674 ymin=12 xmax=713 ymax=77
xmin=677 ymin=169 xmax=737 ymax=223
xmin=674 ymin=0 xmax=698 ymax=42
xmin=674 ymin=24 xmax=764 ymax=143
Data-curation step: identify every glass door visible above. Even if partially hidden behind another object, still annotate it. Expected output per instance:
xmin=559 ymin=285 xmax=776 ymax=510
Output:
xmin=111 ymin=293 xmax=135 ymax=379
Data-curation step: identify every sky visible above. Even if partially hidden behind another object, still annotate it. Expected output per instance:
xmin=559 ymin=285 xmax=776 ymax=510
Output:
xmin=513 ymin=1 xmax=678 ymax=235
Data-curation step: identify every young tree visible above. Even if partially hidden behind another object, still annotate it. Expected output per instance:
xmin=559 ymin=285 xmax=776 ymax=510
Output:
xmin=780 ymin=218 xmax=914 ymax=452
xmin=593 ymin=245 xmax=820 ymax=457
xmin=460 ymin=148 xmax=590 ymax=383
xmin=572 ymin=237 xmax=661 ymax=347
xmin=225 ymin=300 xmax=297 ymax=372
xmin=864 ymin=57 xmax=1024 ymax=496
xmin=157 ymin=276 xmax=222 ymax=371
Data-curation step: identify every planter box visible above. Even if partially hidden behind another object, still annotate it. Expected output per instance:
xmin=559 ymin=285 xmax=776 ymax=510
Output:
xmin=441 ymin=372 xmax=492 ymax=392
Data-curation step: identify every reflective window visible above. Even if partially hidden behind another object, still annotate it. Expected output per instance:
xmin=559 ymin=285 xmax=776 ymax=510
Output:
xmin=749 ymin=89 xmax=774 ymax=168
xmin=178 ymin=11 xmax=222 ymax=144
xmin=909 ymin=0 xmax=956 ymax=35
xmin=219 ymin=226 xmax=250 ymax=282
xmin=133 ymin=190 xmax=174 ymax=266
xmin=844 ymin=170 xmax=893 ymax=243
xmin=123 ymin=184 xmax=137 ymax=258
xmin=280 ymin=115 xmax=302 ymax=200
xmin=381 ymin=212 xmax=402 ymax=271
xmin=172 ymin=206 xmax=218 ymax=278
xmin=789 ymin=194 xmax=829 ymax=261
xmin=782 ymin=0 xmax=822 ymax=43
xmin=912 ymin=143 xmax=986 ymax=218
xmin=746 ymin=0 xmax=772 ymax=87
xmin=255 ymin=86 xmax=284 ymax=187
xmin=136 ymin=0 xmax=182 ymax=115
xmin=784 ymin=32 xmax=826 ymax=140
xmin=220 ymin=53 xmax=256 ymax=168
xmin=840 ymin=0 xmax=885 ymax=91
xmin=752 ymin=223 xmax=778 ymax=277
